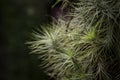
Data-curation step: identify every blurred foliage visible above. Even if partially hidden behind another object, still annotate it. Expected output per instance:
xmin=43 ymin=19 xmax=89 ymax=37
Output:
xmin=27 ymin=0 xmax=120 ymax=80
xmin=1 ymin=0 xmax=55 ymax=80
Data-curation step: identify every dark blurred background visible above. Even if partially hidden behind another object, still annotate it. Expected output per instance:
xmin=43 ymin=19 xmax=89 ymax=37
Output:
xmin=0 ymin=0 xmax=56 ymax=80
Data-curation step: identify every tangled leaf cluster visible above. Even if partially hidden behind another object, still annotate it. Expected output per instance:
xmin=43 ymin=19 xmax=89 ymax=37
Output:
xmin=27 ymin=0 xmax=120 ymax=80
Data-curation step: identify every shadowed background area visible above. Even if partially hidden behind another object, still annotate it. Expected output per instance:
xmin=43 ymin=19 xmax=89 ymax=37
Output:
xmin=0 ymin=0 xmax=57 ymax=80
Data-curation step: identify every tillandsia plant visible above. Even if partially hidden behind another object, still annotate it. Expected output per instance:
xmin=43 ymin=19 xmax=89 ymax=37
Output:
xmin=27 ymin=0 xmax=120 ymax=80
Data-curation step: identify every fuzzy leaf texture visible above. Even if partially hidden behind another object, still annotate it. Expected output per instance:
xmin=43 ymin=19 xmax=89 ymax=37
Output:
xmin=27 ymin=0 xmax=120 ymax=80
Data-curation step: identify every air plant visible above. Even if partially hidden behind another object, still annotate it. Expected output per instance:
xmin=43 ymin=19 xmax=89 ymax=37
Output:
xmin=27 ymin=0 xmax=120 ymax=80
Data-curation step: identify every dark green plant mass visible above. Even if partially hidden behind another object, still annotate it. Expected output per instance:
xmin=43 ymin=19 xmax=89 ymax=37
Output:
xmin=28 ymin=0 xmax=120 ymax=80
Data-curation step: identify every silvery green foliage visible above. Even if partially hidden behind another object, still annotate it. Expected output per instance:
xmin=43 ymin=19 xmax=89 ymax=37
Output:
xmin=27 ymin=0 xmax=120 ymax=80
